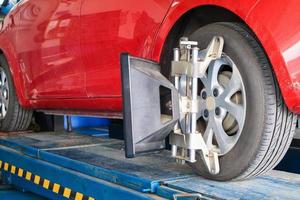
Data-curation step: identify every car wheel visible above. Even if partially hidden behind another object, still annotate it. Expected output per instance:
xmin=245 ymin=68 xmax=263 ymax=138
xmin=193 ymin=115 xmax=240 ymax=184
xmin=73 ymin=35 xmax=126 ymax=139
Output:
xmin=0 ymin=55 xmax=33 ymax=132
xmin=185 ymin=22 xmax=297 ymax=180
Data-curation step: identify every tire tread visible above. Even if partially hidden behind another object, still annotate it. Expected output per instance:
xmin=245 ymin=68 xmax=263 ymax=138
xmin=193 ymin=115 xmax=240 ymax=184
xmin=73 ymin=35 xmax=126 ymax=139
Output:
xmin=218 ymin=22 xmax=297 ymax=180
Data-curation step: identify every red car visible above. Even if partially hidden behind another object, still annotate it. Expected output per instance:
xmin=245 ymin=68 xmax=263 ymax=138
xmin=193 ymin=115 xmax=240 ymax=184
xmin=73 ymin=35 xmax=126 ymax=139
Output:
xmin=0 ymin=0 xmax=299 ymax=181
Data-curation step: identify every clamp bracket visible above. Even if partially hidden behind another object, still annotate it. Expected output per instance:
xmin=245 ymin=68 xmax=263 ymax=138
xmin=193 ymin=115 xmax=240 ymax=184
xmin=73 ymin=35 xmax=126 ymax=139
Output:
xmin=169 ymin=36 xmax=223 ymax=175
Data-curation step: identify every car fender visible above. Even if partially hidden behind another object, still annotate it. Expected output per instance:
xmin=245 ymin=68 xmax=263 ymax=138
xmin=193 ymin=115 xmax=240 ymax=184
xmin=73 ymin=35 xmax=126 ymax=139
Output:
xmin=152 ymin=0 xmax=300 ymax=113
xmin=0 ymin=37 xmax=31 ymax=108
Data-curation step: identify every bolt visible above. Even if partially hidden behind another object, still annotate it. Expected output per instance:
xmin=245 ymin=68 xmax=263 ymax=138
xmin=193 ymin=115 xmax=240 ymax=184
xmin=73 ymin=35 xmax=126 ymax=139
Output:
xmin=202 ymin=91 xmax=207 ymax=99
xmin=215 ymin=107 xmax=221 ymax=116
xmin=204 ymin=109 xmax=209 ymax=118
xmin=213 ymin=88 xmax=219 ymax=97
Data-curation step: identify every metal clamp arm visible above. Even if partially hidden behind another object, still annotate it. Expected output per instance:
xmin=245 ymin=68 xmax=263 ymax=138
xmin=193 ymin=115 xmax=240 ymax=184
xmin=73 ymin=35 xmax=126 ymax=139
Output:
xmin=170 ymin=36 xmax=223 ymax=175
xmin=171 ymin=36 xmax=224 ymax=78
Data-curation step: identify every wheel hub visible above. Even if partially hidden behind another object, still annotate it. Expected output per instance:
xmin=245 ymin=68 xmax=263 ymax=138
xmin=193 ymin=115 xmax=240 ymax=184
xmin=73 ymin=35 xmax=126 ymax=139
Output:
xmin=196 ymin=56 xmax=246 ymax=155
xmin=169 ymin=36 xmax=246 ymax=175
xmin=201 ymin=72 xmax=241 ymax=134
xmin=206 ymin=96 xmax=216 ymax=111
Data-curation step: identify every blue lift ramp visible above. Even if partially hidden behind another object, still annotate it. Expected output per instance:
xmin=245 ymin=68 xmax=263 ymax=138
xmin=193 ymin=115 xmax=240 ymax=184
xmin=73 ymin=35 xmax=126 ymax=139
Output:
xmin=0 ymin=185 xmax=47 ymax=200
xmin=0 ymin=131 xmax=299 ymax=200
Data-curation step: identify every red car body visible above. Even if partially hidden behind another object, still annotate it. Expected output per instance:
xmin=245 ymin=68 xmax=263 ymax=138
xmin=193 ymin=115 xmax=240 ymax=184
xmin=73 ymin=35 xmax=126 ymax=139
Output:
xmin=0 ymin=0 xmax=300 ymax=116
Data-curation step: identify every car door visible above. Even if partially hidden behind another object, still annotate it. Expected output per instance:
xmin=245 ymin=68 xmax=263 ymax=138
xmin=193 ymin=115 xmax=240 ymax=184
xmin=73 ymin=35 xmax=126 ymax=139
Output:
xmin=16 ymin=0 xmax=85 ymax=99
xmin=80 ymin=0 xmax=173 ymax=97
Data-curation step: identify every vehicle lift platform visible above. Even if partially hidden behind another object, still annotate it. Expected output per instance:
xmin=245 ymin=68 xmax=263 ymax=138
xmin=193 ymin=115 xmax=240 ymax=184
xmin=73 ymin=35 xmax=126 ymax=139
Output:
xmin=0 ymin=131 xmax=299 ymax=200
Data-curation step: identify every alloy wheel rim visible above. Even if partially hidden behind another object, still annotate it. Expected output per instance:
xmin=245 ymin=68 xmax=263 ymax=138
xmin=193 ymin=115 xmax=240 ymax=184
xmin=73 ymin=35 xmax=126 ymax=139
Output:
xmin=179 ymin=54 xmax=246 ymax=155
xmin=0 ymin=68 xmax=9 ymax=120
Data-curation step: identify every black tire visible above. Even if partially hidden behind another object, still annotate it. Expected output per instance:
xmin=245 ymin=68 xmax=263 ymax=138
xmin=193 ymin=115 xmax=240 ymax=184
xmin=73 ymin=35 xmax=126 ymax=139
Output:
xmin=0 ymin=55 xmax=33 ymax=132
xmin=188 ymin=22 xmax=297 ymax=181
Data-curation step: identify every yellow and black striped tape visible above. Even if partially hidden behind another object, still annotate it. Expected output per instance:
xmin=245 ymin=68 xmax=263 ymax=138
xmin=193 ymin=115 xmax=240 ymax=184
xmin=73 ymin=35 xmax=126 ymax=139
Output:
xmin=0 ymin=160 xmax=95 ymax=200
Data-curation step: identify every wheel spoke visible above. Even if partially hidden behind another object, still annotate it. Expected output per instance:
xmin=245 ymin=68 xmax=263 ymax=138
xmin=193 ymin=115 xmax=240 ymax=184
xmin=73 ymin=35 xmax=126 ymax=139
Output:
xmin=220 ymin=67 xmax=242 ymax=99
xmin=206 ymin=59 xmax=226 ymax=90
xmin=2 ymin=102 xmax=6 ymax=117
xmin=0 ymin=103 xmax=2 ymax=119
xmin=212 ymin=118 xmax=236 ymax=153
xmin=4 ymin=80 xmax=8 ymax=91
xmin=199 ymin=76 xmax=209 ymax=90
xmin=203 ymin=120 xmax=213 ymax=148
xmin=2 ymin=96 xmax=8 ymax=108
xmin=220 ymin=99 xmax=245 ymax=128
xmin=0 ymin=72 xmax=2 ymax=87
xmin=1 ymin=70 xmax=5 ymax=87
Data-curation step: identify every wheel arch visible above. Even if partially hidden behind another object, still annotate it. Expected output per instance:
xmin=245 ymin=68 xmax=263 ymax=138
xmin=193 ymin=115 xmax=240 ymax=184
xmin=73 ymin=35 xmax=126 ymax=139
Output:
xmin=153 ymin=1 xmax=300 ymax=113
xmin=0 ymin=46 xmax=30 ymax=108
xmin=157 ymin=5 xmax=244 ymax=77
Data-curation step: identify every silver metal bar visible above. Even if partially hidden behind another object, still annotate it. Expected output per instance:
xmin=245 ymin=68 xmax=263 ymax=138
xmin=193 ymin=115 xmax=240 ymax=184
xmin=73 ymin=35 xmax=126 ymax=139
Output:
xmin=179 ymin=41 xmax=198 ymax=46
xmin=189 ymin=47 xmax=199 ymax=162
xmin=172 ymin=48 xmax=180 ymax=157
xmin=185 ymin=41 xmax=192 ymax=134
xmin=42 ymin=143 xmax=101 ymax=151
xmin=173 ymin=193 xmax=202 ymax=200
xmin=190 ymin=47 xmax=199 ymax=133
